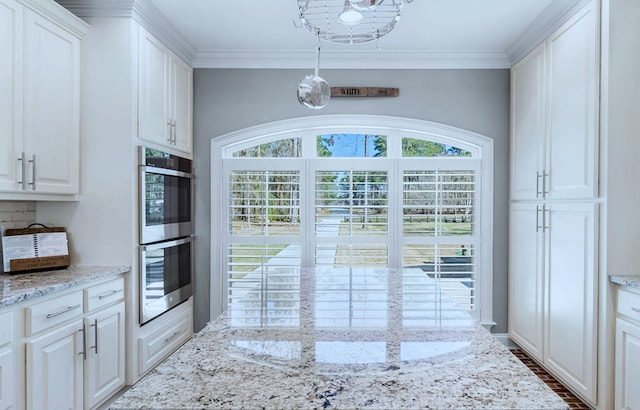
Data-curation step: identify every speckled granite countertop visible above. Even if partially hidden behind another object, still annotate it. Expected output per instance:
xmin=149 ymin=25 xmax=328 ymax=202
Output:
xmin=610 ymin=275 xmax=640 ymax=290
xmin=0 ymin=265 xmax=130 ymax=308
xmin=112 ymin=267 xmax=568 ymax=410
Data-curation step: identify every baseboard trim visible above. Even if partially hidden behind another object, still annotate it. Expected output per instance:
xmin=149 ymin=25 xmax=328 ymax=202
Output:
xmin=493 ymin=333 xmax=520 ymax=350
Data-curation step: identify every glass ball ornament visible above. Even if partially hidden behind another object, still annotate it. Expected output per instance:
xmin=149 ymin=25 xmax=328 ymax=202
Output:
xmin=297 ymin=74 xmax=331 ymax=109
xmin=348 ymin=0 xmax=384 ymax=11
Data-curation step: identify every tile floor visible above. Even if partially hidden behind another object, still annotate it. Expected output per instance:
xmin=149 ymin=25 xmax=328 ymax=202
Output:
xmin=511 ymin=349 xmax=591 ymax=409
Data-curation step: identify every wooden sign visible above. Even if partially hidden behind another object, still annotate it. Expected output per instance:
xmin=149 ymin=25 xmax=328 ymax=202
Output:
xmin=10 ymin=255 xmax=71 ymax=272
xmin=331 ymin=87 xmax=399 ymax=97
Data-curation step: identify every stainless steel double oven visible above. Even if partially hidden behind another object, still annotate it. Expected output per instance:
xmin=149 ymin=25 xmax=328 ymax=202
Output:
xmin=138 ymin=146 xmax=194 ymax=324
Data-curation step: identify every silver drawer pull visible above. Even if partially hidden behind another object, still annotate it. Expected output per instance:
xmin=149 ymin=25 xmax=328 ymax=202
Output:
xmin=164 ymin=331 xmax=180 ymax=343
xmin=97 ymin=289 xmax=121 ymax=300
xmin=46 ymin=304 xmax=81 ymax=319
xmin=632 ymin=307 xmax=640 ymax=314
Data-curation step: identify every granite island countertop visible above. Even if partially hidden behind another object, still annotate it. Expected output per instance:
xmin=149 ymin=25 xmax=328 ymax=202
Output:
xmin=111 ymin=267 xmax=568 ymax=409
xmin=0 ymin=265 xmax=130 ymax=308
xmin=609 ymin=274 xmax=640 ymax=290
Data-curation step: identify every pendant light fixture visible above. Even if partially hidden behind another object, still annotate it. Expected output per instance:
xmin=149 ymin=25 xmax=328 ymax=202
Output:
xmin=348 ymin=0 xmax=385 ymax=11
xmin=297 ymin=0 xmax=412 ymax=44
xmin=338 ymin=0 xmax=364 ymax=25
xmin=295 ymin=0 xmax=413 ymax=109
xmin=297 ymin=44 xmax=331 ymax=110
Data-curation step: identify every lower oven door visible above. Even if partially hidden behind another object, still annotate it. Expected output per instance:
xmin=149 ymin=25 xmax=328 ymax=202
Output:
xmin=140 ymin=236 xmax=193 ymax=324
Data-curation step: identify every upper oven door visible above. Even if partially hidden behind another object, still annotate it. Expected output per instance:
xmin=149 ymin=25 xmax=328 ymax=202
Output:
xmin=139 ymin=148 xmax=193 ymax=244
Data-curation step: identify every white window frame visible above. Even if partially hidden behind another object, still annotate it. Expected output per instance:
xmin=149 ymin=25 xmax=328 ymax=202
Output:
xmin=211 ymin=115 xmax=494 ymax=327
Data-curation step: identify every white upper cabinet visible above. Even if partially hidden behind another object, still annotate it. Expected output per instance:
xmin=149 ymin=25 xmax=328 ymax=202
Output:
xmin=0 ymin=0 xmax=86 ymax=200
xmin=24 ymin=11 xmax=80 ymax=194
xmin=0 ymin=0 xmax=24 ymax=193
xmin=510 ymin=44 xmax=546 ymax=201
xmin=510 ymin=1 xmax=598 ymax=201
xmin=138 ymin=26 xmax=193 ymax=155
xmin=138 ymin=28 xmax=169 ymax=149
xmin=170 ymin=53 xmax=193 ymax=154
xmin=546 ymin=4 xmax=598 ymax=200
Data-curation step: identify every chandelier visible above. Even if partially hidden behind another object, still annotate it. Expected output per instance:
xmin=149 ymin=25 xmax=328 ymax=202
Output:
xmin=295 ymin=0 xmax=413 ymax=109
xmin=296 ymin=0 xmax=414 ymax=44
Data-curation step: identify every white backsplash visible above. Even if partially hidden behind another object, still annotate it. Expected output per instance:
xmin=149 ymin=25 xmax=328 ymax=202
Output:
xmin=0 ymin=201 xmax=37 ymax=267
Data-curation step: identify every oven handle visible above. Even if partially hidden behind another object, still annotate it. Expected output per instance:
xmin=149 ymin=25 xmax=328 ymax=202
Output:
xmin=141 ymin=165 xmax=193 ymax=179
xmin=140 ymin=235 xmax=194 ymax=251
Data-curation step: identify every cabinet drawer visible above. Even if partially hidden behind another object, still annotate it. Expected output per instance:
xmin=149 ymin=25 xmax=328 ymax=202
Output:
xmin=26 ymin=291 xmax=83 ymax=336
xmin=618 ymin=288 xmax=640 ymax=323
xmin=0 ymin=311 xmax=13 ymax=346
xmin=84 ymin=277 xmax=124 ymax=312
xmin=138 ymin=308 xmax=191 ymax=375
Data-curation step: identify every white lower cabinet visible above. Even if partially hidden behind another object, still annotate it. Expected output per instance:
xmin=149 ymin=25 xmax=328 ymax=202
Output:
xmin=138 ymin=301 xmax=192 ymax=376
xmin=20 ymin=277 xmax=126 ymax=409
xmin=615 ymin=288 xmax=640 ymax=410
xmin=544 ymin=203 xmax=597 ymax=402
xmin=0 ymin=348 xmax=14 ymax=410
xmin=0 ymin=310 xmax=14 ymax=410
xmin=26 ymin=319 xmax=84 ymax=410
xmin=84 ymin=302 xmax=125 ymax=410
xmin=509 ymin=202 xmax=597 ymax=404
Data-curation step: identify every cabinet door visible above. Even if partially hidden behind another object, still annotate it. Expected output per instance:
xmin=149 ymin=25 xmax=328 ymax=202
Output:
xmin=544 ymin=202 xmax=597 ymax=403
xmin=615 ymin=318 xmax=640 ymax=410
xmin=0 ymin=0 xmax=23 ymax=192
xmin=139 ymin=26 xmax=170 ymax=147
xmin=170 ymin=53 xmax=193 ymax=154
xmin=546 ymin=2 xmax=598 ymax=200
xmin=26 ymin=320 xmax=84 ymax=410
xmin=508 ymin=203 xmax=544 ymax=361
xmin=0 ymin=348 xmax=14 ymax=410
xmin=84 ymin=302 xmax=125 ymax=410
xmin=23 ymin=10 xmax=80 ymax=194
xmin=510 ymin=44 xmax=545 ymax=201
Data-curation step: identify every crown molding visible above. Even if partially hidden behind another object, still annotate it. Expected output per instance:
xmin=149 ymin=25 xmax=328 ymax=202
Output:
xmin=55 ymin=0 xmax=197 ymax=64
xmin=193 ymin=50 xmax=511 ymax=70
xmin=54 ymin=0 xmax=135 ymax=17
xmin=506 ymin=0 xmax=591 ymax=65
xmin=19 ymin=0 xmax=89 ymax=38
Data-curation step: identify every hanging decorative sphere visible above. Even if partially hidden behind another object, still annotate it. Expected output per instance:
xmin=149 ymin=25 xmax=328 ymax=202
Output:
xmin=297 ymin=75 xmax=331 ymax=109
xmin=348 ymin=0 xmax=384 ymax=11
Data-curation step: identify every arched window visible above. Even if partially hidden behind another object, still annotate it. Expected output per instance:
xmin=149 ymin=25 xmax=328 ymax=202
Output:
xmin=212 ymin=115 xmax=494 ymax=326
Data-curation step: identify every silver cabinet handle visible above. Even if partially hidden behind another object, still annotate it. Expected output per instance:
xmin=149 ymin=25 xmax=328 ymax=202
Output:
xmin=632 ymin=307 xmax=640 ymax=314
xmin=90 ymin=319 xmax=98 ymax=354
xmin=97 ymin=289 xmax=121 ymax=300
xmin=536 ymin=172 xmax=543 ymax=198
xmin=79 ymin=323 xmax=87 ymax=360
xmin=17 ymin=152 xmax=26 ymax=190
xmin=543 ymin=172 xmax=550 ymax=196
xmin=544 ymin=206 xmax=550 ymax=232
xmin=536 ymin=205 xmax=542 ymax=232
xmin=171 ymin=120 xmax=177 ymax=144
xmin=46 ymin=304 xmax=81 ymax=319
xmin=167 ymin=120 xmax=173 ymax=143
xmin=164 ymin=330 xmax=180 ymax=343
xmin=28 ymin=154 xmax=36 ymax=190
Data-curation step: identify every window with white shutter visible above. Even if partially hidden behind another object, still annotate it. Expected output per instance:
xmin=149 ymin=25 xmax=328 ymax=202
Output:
xmin=215 ymin=117 xmax=493 ymax=324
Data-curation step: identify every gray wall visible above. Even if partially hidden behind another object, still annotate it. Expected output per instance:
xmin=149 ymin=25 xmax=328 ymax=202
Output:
xmin=193 ymin=69 xmax=510 ymax=333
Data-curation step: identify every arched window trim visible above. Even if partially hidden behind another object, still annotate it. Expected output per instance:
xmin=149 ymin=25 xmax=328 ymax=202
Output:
xmin=211 ymin=115 xmax=495 ymax=328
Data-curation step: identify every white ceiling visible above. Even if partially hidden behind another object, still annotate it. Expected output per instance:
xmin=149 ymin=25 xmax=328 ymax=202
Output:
xmin=142 ymin=0 xmax=578 ymax=69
